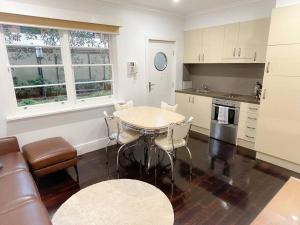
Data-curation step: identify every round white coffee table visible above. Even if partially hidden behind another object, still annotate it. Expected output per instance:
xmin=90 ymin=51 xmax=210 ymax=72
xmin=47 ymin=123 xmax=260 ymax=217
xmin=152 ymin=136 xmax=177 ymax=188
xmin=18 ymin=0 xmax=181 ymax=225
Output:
xmin=52 ymin=179 xmax=174 ymax=225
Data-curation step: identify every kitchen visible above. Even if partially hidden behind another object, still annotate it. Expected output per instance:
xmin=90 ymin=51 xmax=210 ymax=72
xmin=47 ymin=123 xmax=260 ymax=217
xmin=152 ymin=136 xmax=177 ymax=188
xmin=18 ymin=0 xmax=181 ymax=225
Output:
xmin=176 ymin=9 xmax=300 ymax=175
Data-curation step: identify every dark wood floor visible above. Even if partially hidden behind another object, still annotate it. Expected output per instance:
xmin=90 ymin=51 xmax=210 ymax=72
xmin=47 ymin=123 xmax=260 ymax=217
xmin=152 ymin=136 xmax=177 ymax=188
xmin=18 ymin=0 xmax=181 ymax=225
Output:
xmin=37 ymin=134 xmax=300 ymax=225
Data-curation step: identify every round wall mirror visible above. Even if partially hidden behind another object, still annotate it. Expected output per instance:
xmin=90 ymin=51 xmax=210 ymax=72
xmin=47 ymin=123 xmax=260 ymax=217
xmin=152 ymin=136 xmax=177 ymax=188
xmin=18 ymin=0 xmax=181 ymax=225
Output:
xmin=154 ymin=52 xmax=168 ymax=71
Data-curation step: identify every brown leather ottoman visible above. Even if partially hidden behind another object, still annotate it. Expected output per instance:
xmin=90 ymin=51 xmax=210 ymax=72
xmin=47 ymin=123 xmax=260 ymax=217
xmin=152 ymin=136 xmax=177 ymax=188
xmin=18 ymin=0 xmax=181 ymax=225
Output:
xmin=22 ymin=137 xmax=78 ymax=181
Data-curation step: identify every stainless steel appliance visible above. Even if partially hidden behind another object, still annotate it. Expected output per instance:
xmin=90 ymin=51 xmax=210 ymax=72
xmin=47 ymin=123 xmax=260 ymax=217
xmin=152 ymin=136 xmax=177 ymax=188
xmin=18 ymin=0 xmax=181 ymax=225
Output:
xmin=210 ymin=98 xmax=240 ymax=145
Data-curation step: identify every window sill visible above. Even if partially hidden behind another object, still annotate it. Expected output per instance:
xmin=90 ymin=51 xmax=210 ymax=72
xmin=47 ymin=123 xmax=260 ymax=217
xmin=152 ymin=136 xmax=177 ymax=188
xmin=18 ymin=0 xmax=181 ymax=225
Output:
xmin=6 ymin=100 xmax=120 ymax=122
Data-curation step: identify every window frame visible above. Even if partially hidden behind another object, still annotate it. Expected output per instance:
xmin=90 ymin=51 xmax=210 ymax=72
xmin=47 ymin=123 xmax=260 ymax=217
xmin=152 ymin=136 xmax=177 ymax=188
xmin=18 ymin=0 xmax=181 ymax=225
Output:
xmin=0 ymin=24 xmax=117 ymax=116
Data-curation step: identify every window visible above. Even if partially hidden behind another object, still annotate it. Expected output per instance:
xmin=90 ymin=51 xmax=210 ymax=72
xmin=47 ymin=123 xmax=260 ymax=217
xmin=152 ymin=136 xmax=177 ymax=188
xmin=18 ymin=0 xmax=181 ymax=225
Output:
xmin=3 ymin=25 xmax=67 ymax=107
xmin=69 ymin=31 xmax=113 ymax=100
xmin=0 ymin=24 xmax=115 ymax=111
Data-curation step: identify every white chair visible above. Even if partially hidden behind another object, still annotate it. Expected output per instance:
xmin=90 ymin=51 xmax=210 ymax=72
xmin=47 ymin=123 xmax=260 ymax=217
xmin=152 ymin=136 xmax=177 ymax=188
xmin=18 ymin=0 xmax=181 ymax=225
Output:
xmin=114 ymin=100 xmax=134 ymax=111
xmin=161 ymin=101 xmax=178 ymax=112
xmin=154 ymin=117 xmax=193 ymax=182
xmin=103 ymin=111 xmax=140 ymax=168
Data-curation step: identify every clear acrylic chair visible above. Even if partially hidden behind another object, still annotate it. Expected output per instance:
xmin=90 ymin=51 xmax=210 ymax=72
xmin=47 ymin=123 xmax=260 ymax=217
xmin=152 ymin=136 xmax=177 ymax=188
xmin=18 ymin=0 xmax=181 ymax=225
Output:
xmin=103 ymin=111 xmax=140 ymax=167
xmin=154 ymin=117 xmax=193 ymax=182
xmin=114 ymin=100 xmax=134 ymax=111
xmin=161 ymin=101 xmax=178 ymax=112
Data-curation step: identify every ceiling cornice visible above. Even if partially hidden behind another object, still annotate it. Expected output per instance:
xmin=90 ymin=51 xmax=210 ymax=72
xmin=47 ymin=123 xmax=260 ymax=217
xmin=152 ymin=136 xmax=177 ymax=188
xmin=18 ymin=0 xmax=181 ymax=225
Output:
xmin=100 ymin=0 xmax=185 ymax=18
xmin=186 ymin=0 xmax=274 ymax=17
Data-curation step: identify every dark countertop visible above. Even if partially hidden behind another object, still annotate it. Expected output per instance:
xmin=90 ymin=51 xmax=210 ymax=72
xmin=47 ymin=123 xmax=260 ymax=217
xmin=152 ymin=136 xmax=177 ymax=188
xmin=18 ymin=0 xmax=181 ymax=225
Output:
xmin=176 ymin=89 xmax=260 ymax=105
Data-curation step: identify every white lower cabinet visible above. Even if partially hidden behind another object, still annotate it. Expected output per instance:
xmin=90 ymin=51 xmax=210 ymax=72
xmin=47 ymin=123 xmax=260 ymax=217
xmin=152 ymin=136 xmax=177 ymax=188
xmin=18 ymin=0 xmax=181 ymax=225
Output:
xmin=176 ymin=93 xmax=212 ymax=135
xmin=237 ymin=103 xmax=260 ymax=150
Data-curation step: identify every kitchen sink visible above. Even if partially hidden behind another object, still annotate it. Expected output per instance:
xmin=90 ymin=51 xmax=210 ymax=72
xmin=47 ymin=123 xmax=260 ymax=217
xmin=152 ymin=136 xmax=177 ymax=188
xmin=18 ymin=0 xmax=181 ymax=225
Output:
xmin=195 ymin=89 xmax=209 ymax=93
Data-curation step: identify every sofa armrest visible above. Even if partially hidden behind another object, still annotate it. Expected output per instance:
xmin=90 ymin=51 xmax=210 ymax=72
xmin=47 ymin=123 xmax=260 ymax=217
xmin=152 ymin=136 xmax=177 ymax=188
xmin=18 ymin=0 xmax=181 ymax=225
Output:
xmin=0 ymin=137 xmax=20 ymax=156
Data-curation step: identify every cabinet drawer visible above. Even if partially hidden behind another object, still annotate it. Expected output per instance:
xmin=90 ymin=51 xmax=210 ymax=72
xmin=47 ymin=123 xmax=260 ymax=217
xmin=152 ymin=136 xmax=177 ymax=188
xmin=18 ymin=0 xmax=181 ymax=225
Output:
xmin=246 ymin=113 xmax=258 ymax=122
xmin=246 ymin=120 xmax=257 ymax=129
xmin=247 ymin=105 xmax=259 ymax=114
xmin=244 ymin=127 xmax=256 ymax=142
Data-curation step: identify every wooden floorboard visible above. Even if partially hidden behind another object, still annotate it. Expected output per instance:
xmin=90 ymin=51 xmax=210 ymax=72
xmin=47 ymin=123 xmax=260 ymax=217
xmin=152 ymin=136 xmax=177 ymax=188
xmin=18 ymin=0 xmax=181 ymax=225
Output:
xmin=37 ymin=135 xmax=300 ymax=225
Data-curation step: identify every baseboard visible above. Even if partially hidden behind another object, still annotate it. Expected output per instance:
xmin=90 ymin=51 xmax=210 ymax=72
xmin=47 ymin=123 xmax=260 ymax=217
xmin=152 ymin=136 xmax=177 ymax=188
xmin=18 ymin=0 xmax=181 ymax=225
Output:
xmin=191 ymin=125 xmax=210 ymax=136
xmin=257 ymin=152 xmax=300 ymax=173
xmin=75 ymin=137 xmax=112 ymax=156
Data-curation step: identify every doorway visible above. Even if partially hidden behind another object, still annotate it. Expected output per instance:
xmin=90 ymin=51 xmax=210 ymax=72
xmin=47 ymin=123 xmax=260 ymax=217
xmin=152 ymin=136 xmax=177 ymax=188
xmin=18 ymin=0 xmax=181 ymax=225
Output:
xmin=147 ymin=39 xmax=175 ymax=107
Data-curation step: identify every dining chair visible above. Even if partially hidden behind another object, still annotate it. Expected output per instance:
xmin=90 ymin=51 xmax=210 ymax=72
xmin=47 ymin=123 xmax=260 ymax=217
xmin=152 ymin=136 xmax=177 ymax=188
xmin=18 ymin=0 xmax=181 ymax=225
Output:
xmin=161 ymin=101 xmax=178 ymax=112
xmin=103 ymin=111 xmax=140 ymax=167
xmin=154 ymin=117 xmax=193 ymax=182
xmin=114 ymin=100 xmax=134 ymax=111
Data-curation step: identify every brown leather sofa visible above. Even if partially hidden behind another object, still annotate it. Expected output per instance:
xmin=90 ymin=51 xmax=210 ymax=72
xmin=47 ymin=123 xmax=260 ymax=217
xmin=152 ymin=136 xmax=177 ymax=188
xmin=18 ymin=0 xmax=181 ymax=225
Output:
xmin=0 ymin=137 xmax=52 ymax=225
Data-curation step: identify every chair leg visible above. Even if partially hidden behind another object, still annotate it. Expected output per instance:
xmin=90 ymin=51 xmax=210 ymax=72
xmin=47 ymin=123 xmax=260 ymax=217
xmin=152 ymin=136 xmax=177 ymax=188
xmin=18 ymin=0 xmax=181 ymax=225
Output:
xmin=105 ymin=139 xmax=111 ymax=165
xmin=185 ymin=146 xmax=193 ymax=175
xmin=165 ymin=152 xmax=174 ymax=183
xmin=116 ymin=144 xmax=126 ymax=173
xmin=74 ymin=165 xmax=79 ymax=182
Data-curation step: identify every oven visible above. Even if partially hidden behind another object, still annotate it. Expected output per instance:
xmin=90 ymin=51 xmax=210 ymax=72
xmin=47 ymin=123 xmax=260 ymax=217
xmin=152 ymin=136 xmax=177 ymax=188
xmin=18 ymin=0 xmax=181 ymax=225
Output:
xmin=210 ymin=98 xmax=240 ymax=145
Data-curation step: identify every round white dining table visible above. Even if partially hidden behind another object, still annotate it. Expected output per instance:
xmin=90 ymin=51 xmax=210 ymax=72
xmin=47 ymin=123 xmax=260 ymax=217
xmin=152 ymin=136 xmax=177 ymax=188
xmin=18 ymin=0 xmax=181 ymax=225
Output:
xmin=115 ymin=106 xmax=185 ymax=132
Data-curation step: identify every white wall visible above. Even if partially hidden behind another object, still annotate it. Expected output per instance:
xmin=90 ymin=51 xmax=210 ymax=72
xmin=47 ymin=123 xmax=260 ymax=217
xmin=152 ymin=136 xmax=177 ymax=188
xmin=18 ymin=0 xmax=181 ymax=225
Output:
xmin=0 ymin=0 xmax=184 ymax=153
xmin=185 ymin=0 xmax=276 ymax=30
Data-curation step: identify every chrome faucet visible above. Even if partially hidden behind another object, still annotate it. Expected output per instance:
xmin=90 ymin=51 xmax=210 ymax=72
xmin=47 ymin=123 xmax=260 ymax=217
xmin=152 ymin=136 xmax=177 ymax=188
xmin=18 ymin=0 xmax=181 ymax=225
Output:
xmin=202 ymin=84 xmax=208 ymax=91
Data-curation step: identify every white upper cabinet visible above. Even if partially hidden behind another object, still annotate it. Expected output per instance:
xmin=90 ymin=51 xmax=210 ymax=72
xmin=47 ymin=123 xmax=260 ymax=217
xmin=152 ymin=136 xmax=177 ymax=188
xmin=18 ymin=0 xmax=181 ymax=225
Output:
xmin=202 ymin=25 xmax=225 ymax=63
xmin=222 ymin=23 xmax=240 ymax=60
xmin=265 ymin=44 xmax=300 ymax=77
xmin=184 ymin=29 xmax=202 ymax=63
xmin=184 ymin=18 xmax=270 ymax=64
xmin=222 ymin=18 xmax=270 ymax=63
xmin=268 ymin=4 xmax=300 ymax=45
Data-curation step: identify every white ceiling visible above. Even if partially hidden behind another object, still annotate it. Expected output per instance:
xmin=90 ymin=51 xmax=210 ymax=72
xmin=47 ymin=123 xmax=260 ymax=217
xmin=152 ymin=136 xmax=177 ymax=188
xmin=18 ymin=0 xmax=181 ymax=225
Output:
xmin=103 ymin=0 xmax=258 ymax=15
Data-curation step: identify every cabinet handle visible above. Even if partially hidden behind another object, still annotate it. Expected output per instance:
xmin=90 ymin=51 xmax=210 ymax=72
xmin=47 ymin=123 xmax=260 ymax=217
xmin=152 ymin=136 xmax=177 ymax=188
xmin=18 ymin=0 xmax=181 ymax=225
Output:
xmin=198 ymin=54 xmax=201 ymax=62
xmin=246 ymin=135 xmax=255 ymax=139
xmin=266 ymin=62 xmax=270 ymax=73
xmin=248 ymin=117 xmax=257 ymax=120
xmin=188 ymin=96 xmax=191 ymax=103
xmin=238 ymin=48 xmax=241 ymax=57
xmin=262 ymin=89 xmax=267 ymax=100
xmin=192 ymin=96 xmax=195 ymax=104
xmin=233 ymin=48 xmax=236 ymax=57
xmin=247 ymin=126 xmax=256 ymax=130
xmin=202 ymin=53 xmax=205 ymax=62
xmin=249 ymin=107 xmax=258 ymax=111
xmin=254 ymin=52 xmax=257 ymax=62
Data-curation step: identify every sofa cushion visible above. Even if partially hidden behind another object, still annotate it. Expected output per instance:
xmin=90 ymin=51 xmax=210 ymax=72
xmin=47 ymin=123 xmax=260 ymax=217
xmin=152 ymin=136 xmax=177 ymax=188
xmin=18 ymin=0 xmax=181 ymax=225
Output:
xmin=0 ymin=170 xmax=40 ymax=212
xmin=22 ymin=137 xmax=76 ymax=170
xmin=0 ymin=152 xmax=28 ymax=177
xmin=0 ymin=200 xmax=52 ymax=225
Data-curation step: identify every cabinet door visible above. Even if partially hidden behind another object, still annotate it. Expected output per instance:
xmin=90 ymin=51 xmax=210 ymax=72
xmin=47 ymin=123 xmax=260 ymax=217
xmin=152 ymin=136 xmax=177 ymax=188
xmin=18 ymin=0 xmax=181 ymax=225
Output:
xmin=222 ymin=23 xmax=239 ymax=59
xmin=255 ymin=76 xmax=300 ymax=164
xmin=175 ymin=93 xmax=192 ymax=119
xmin=268 ymin=4 xmax=300 ymax=45
xmin=265 ymin=44 xmax=300 ymax=77
xmin=238 ymin=19 xmax=270 ymax=63
xmin=202 ymin=26 xmax=224 ymax=63
xmin=184 ymin=29 xmax=202 ymax=63
xmin=253 ymin=18 xmax=270 ymax=63
xmin=191 ymin=95 xmax=212 ymax=129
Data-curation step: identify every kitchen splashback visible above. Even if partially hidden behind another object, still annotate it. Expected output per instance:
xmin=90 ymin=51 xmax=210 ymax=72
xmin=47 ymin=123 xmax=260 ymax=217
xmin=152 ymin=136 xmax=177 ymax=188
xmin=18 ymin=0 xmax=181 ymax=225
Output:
xmin=184 ymin=64 xmax=265 ymax=96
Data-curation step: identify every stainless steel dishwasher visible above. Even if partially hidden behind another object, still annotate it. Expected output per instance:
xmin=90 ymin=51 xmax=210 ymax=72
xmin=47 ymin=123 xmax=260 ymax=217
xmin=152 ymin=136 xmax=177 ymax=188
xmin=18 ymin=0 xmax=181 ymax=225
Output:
xmin=210 ymin=98 xmax=240 ymax=145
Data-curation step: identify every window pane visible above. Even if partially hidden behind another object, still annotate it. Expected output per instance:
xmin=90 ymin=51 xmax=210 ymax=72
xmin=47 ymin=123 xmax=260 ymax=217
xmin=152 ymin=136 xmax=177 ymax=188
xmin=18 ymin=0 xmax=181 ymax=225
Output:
xmin=15 ymin=85 xmax=67 ymax=106
xmin=76 ymin=82 xmax=112 ymax=99
xmin=7 ymin=46 xmax=62 ymax=65
xmin=73 ymin=66 xmax=112 ymax=82
xmin=71 ymin=48 xmax=110 ymax=64
xmin=70 ymin=31 xmax=109 ymax=48
xmin=11 ymin=67 xmax=65 ymax=87
xmin=3 ymin=25 xmax=60 ymax=46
